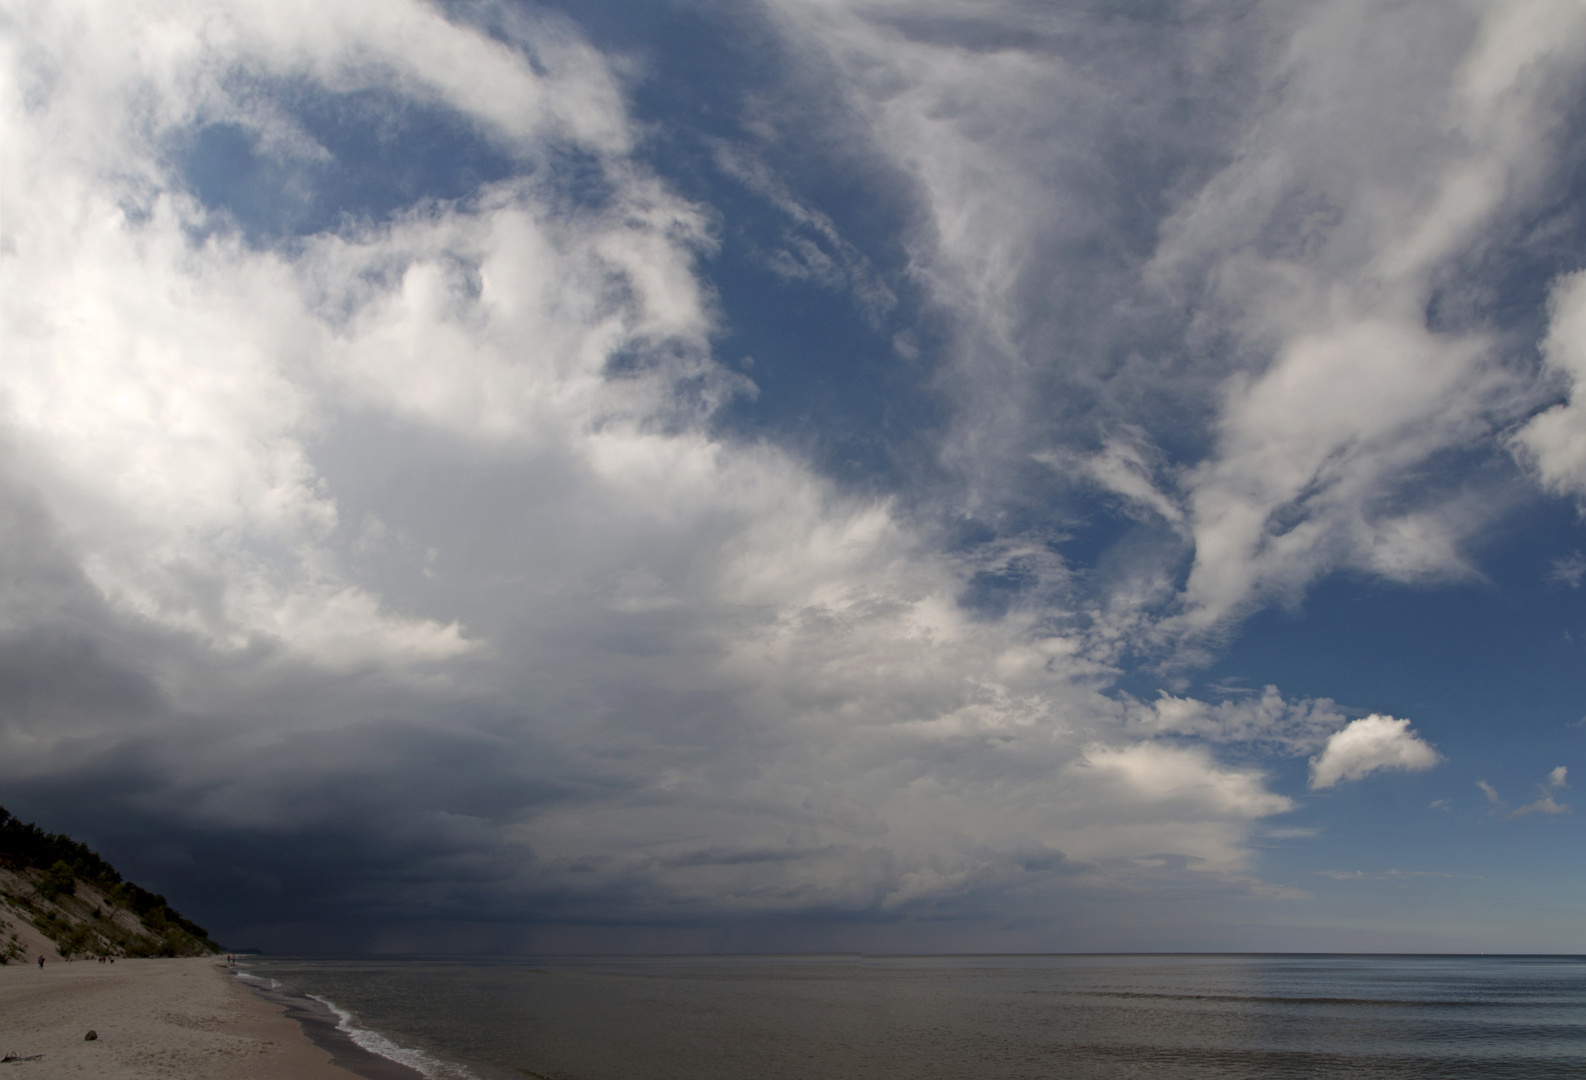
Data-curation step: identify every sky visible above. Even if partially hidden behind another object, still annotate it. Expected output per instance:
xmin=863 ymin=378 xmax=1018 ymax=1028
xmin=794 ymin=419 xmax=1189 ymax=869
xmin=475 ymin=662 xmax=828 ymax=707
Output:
xmin=2 ymin=0 xmax=1586 ymax=955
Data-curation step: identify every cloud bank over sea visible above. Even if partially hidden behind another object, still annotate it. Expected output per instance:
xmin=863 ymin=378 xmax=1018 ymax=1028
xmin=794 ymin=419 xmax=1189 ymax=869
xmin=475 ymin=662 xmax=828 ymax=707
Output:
xmin=2 ymin=0 xmax=1584 ymax=952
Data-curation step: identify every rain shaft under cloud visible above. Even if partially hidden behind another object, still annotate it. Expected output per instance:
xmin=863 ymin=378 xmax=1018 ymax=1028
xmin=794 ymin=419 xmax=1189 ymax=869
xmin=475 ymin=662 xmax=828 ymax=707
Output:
xmin=3 ymin=0 xmax=1585 ymax=952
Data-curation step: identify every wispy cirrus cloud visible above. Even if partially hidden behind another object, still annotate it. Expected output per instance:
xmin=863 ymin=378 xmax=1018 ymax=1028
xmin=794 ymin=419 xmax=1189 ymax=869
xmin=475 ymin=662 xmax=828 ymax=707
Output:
xmin=1316 ymin=869 xmax=1480 ymax=881
xmin=1475 ymin=768 xmax=1569 ymax=819
xmin=1509 ymin=766 xmax=1570 ymax=818
xmin=770 ymin=0 xmax=1586 ymax=644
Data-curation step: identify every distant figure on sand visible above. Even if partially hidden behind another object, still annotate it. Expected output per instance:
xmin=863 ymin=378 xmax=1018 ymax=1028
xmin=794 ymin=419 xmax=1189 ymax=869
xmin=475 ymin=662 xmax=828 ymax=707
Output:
xmin=37 ymin=955 xmax=44 ymax=969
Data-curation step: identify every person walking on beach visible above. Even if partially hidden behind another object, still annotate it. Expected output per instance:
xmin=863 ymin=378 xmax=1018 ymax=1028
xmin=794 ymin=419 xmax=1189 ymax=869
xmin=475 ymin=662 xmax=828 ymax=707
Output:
xmin=36 ymin=955 xmax=44 ymax=969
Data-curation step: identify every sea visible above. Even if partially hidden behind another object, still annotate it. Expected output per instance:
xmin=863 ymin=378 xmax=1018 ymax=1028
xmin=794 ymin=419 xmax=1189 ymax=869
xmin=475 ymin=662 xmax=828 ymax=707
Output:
xmin=236 ymin=953 xmax=1586 ymax=1080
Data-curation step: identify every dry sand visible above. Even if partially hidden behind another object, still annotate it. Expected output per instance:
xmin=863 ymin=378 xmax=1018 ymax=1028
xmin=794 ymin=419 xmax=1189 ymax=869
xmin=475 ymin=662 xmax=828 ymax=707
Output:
xmin=0 ymin=956 xmax=365 ymax=1079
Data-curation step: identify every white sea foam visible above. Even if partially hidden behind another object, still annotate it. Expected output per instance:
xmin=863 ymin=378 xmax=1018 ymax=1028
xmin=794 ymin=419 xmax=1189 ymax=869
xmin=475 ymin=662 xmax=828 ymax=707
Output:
xmin=308 ymin=993 xmax=480 ymax=1080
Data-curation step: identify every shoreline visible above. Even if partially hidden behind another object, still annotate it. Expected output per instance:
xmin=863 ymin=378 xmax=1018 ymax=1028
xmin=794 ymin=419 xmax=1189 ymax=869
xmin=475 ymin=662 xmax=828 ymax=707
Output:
xmin=232 ymin=971 xmax=430 ymax=1080
xmin=0 ymin=954 xmax=414 ymax=1079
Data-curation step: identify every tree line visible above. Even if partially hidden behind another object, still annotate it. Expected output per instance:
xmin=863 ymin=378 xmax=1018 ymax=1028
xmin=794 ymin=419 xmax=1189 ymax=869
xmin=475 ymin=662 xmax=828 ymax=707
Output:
xmin=0 ymin=804 xmax=215 ymax=946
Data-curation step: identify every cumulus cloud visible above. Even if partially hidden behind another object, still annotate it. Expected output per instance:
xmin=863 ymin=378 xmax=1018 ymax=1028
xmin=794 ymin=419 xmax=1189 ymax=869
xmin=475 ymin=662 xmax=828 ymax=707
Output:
xmin=0 ymin=0 xmax=677 ymax=666
xmin=1309 ymin=715 xmax=1442 ymax=789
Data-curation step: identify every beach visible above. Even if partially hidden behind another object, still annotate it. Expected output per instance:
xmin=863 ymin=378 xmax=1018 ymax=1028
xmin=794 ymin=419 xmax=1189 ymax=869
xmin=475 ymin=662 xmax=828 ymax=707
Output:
xmin=0 ymin=956 xmax=397 ymax=1079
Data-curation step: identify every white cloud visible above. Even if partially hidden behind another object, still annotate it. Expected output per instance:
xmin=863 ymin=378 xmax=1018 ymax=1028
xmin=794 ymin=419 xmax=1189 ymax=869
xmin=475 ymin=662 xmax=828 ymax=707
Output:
xmin=0 ymin=0 xmax=710 ymax=666
xmin=1510 ymin=765 xmax=1569 ymax=818
xmin=1550 ymin=552 xmax=1586 ymax=588
xmin=1036 ymin=428 xmax=1186 ymax=532
xmin=762 ymin=0 xmax=1233 ymax=511
xmin=769 ymin=0 xmax=1586 ymax=645
xmin=1513 ymin=794 xmax=1570 ymax=817
xmin=1126 ymin=685 xmax=1348 ymax=751
xmin=1161 ymin=0 xmax=1586 ymax=632
xmin=1478 ymin=768 xmax=1570 ymax=819
xmin=1316 ymin=868 xmax=1475 ymax=881
xmin=1309 ymin=715 xmax=1442 ymax=789
xmin=709 ymin=139 xmax=896 ymax=322
xmin=1515 ymin=272 xmax=1586 ymax=496
xmin=1078 ymin=741 xmax=1292 ymax=819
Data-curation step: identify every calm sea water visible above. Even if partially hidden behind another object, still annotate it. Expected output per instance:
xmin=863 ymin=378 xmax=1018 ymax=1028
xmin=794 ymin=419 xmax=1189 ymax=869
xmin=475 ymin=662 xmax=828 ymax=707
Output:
xmin=240 ymin=954 xmax=1586 ymax=1080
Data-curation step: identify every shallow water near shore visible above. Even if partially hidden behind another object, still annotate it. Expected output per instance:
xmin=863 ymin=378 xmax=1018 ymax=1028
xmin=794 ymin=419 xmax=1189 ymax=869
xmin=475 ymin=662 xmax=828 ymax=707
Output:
xmin=241 ymin=953 xmax=1586 ymax=1080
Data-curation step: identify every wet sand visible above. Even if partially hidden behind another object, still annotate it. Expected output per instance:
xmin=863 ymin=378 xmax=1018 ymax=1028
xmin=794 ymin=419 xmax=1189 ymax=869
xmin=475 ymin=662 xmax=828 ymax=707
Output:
xmin=0 ymin=956 xmax=419 ymax=1079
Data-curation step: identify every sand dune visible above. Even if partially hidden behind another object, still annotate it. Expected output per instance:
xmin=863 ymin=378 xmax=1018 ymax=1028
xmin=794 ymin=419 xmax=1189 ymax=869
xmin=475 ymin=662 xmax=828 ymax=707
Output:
xmin=0 ymin=957 xmax=363 ymax=1079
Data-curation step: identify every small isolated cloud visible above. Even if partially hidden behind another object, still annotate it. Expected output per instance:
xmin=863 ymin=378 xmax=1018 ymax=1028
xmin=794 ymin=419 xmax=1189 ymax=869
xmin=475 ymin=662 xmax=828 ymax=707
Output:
xmin=1477 ymin=779 xmax=1504 ymax=806
xmin=1516 ymin=795 xmax=1571 ymax=818
xmin=1510 ymin=766 xmax=1569 ymax=818
xmin=1309 ymin=715 xmax=1442 ymax=789
xmin=1430 ymin=798 xmax=1452 ymax=811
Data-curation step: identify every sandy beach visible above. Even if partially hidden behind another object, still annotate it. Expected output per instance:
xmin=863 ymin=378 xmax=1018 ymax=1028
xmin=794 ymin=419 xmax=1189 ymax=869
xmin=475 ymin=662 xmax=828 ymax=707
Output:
xmin=0 ymin=956 xmax=380 ymax=1079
